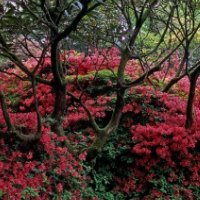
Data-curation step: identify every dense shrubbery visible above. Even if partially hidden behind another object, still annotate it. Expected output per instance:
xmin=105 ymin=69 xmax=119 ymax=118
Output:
xmin=85 ymin=87 xmax=200 ymax=200
xmin=1 ymin=50 xmax=200 ymax=199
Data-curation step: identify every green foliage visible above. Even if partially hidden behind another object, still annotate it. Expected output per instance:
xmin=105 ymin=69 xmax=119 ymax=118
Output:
xmin=6 ymin=92 xmax=21 ymax=107
xmin=51 ymin=191 xmax=71 ymax=200
xmin=21 ymin=187 xmax=39 ymax=199
xmin=188 ymin=185 xmax=200 ymax=197
xmin=0 ymin=57 xmax=8 ymax=64
xmin=0 ymin=190 xmax=3 ymax=198
xmin=82 ymin=125 xmax=135 ymax=199
xmin=66 ymin=69 xmax=131 ymax=83
xmin=149 ymin=173 xmax=174 ymax=195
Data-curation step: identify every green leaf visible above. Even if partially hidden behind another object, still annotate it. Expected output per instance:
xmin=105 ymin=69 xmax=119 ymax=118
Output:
xmin=0 ymin=190 xmax=4 ymax=198
xmin=21 ymin=187 xmax=39 ymax=199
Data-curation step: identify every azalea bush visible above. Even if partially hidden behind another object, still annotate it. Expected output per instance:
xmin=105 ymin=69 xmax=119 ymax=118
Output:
xmin=0 ymin=128 xmax=85 ymax=200
xmin=0 ymin=49 xmax=200 ymax=199
xmin=83 ymin=85 xmax=200 ymax=200
xmin=1 ymin=1 xmax=200 ymax=199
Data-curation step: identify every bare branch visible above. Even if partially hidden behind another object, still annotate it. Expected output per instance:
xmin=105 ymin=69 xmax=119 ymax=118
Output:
xmin=67 ymin=91 xmax=102 ymax=135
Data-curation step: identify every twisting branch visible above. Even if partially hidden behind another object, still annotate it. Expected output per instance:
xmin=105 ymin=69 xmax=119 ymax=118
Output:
xmin=0 ymin=33 xmax=52 ymax=86
xmin=162 ymin=2 xmax=200 ymax=93
xmin=13 ymin=77 xmax=42 ymax=142
xmin=21 ymin=1 xmax=58 ymax=31
xmin=0 ymin=91 xmax=15 ymax=132
xmin=142 ymin=4 xmax=175 ymax=57
xmin=125 ymin=40 xmax=184 ymax=88
xmin=0 ymin=80 xmax=42 ymax=142
xmin=0 ymin=69 xmax=28 ymax=81
xmin=54 ymin=1 xmax=102 ymax=43
xmin=67 ymin=91 xmax=102 ymax=135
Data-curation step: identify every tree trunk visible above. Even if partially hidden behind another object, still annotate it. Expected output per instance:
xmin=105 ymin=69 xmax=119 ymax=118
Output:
xmin=86 ymin=87 xmax=126 ymax=161
xmin=185 ymin=74 xmax=198 ymax=129
xmin=50 ymin=35 xmax=67 ymax=136
xmin=52 ymin=84 xmax=66 ymax=135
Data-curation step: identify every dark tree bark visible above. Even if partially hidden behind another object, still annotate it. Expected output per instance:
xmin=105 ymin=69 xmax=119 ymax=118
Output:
xmin=50 ymin=38 xmax=67 ymax=135
xmin=86 ymin=87 xmax=126 ymax=161
xmin=185 ymin=73 xmax=198 ymax=129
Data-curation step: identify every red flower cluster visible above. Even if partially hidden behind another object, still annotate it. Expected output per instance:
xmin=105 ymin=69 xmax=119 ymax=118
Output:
xmin=0 ymin=126 xmax=85 ymax=199
xmin=1 ymin=49 xmax=200 ymax=199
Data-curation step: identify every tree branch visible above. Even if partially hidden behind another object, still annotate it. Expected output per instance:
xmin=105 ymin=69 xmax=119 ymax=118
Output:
xmin=67 ymin=91 xmax=102 ymax=135
xmin=0 ymin=91 xmax=15 ymax=132
xmin=54 ymin=1 xmax=101 ymax=43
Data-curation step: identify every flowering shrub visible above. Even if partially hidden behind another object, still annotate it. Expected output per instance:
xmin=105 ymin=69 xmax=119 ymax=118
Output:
xmin=1 ymin=49 xmax=200 ymax=199
xmin=90 ymin=89 xmax=200 ymax=199
xmin=0 ymin=126 xmax=85 ymax=200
